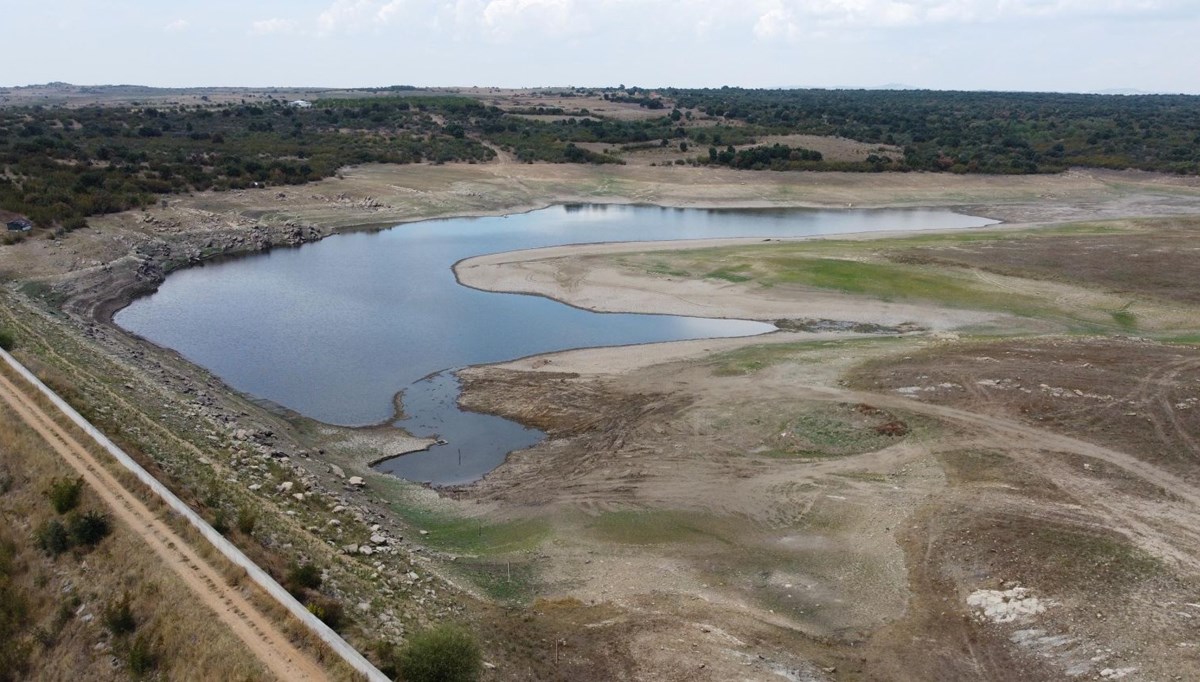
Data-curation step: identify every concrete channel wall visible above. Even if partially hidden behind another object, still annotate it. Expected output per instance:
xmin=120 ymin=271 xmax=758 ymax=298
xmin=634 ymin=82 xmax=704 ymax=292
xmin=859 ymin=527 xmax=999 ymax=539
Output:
xmin=1 ymin=347 xmax=391 ymax=682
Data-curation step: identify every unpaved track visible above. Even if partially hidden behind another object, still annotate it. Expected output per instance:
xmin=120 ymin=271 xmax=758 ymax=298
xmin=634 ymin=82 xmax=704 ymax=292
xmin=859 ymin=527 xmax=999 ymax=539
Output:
xmin=794 ymin=383 xmax=1200 ymax=508
xmin=0 ymin=368 xmax=329 ymax=682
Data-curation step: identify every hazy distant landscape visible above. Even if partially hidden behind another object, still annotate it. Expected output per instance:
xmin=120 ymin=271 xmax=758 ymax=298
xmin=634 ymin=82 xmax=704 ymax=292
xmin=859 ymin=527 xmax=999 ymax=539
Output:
xmin=4 ymin=83 xmax=1199 ymax=234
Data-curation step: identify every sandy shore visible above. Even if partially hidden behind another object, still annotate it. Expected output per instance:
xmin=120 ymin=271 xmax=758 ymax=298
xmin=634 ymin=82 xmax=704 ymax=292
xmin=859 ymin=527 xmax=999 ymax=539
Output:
xmin=453 ymin=232 xmax=1003 ymax=333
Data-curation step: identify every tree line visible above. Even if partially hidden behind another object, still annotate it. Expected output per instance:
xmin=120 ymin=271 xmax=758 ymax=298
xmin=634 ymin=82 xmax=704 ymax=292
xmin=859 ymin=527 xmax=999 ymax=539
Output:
xmin=4 ymin=88 xmax=1200 ymax=231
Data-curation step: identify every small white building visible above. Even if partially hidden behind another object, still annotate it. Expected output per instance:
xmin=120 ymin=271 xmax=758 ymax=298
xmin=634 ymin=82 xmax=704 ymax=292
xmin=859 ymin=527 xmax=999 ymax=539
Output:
xmin=289 ymin=100 xmax=313 ymax=109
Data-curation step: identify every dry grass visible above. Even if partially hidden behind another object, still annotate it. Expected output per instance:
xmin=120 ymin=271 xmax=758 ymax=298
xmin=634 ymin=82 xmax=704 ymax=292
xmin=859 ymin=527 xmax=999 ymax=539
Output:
xmin=0 ymin=400 xmax=269 ymax=681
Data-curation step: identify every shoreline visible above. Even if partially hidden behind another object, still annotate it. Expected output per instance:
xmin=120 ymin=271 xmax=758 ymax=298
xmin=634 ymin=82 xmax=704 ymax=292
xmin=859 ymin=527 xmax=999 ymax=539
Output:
xmin=8 ymin=163 xmax=1200 ymax=463
xmin=38 ymin=162 xmax=1200 ymax=332
xmin=106 ymin=206 xmax=989 ymax=416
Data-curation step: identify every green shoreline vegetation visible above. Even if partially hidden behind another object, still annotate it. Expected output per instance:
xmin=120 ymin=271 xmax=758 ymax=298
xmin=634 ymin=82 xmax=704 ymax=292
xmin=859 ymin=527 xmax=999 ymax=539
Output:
xmin=614 ymin=218 xmax=1200 ymax=336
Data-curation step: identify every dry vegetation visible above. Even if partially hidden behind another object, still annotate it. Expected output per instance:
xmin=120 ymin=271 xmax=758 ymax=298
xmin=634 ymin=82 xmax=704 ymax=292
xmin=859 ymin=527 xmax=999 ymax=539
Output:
xmin=0 ymin=388 xmax=269 ymax=680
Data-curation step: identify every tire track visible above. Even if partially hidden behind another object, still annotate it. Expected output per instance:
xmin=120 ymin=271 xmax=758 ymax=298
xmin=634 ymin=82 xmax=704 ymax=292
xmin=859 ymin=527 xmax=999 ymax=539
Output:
xmin=0 ymin=366 xmax=329 ymax=682
xmin=789 ymin=384 xmax=1200 ymax=509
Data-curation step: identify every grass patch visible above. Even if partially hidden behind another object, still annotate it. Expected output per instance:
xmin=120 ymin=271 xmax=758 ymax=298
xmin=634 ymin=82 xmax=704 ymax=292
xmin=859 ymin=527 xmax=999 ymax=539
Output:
xmin=709 ymin=342 xmax=822 ymax=376
xmin=766 ymin=257 xmax=1046 ymax=313
xmin=704 ymin=264 xmax=754 ymax=283
xmin=967 ymin=515 xmax=1162 ymax=591
xmin=708 ymin=337 xmax=904 ymax=376
xmin=830 ymin=471 xmax=890 ymax=483
xmin=1110 ymin=307 xmax=1137 ymax=330
xmin=759 ymin=404 xmax=911 ymax=459
xmin=0 ymin=538 xmax=32 ymax=679
xmin=17 ymin=281 xmax=66 ymax=309
xmin=454 ymin=559 xmax=538 ymax=603
xmin=615 ymin=220 xmax=1168 ymax=326
xmin=937 ymin=450 xmax=1061 ymax=498
xmin=383 ymin=490 xmax=549 ymax=556
xmin=585 ymin=510 xmax=735 ymax=546
xmin=631 ymin=249 xmax=1052 ymax=316
xmin=1160 ymin=333 xmax=1200 ymax=346
xmin=634 ymin=258 xmax=689 ymax=278
xmin=1027 ymin=525 xmax=1163 ymax=587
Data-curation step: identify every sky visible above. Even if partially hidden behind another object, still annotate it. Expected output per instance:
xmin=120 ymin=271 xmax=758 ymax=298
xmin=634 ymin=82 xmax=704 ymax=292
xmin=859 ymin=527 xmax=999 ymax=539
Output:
xmin=3 ymin=0 xmax=1198 ymax=93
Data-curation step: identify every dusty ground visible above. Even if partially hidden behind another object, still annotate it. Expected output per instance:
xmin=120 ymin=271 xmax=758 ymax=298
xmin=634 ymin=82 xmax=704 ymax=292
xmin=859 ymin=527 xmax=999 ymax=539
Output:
xmin=448 ymin=211 xmax=1200 ymax=680
xmin=5 ymin=162 xmax=1200 ymax=679
xmin=0 ymin=362 xmax=332 ymax=680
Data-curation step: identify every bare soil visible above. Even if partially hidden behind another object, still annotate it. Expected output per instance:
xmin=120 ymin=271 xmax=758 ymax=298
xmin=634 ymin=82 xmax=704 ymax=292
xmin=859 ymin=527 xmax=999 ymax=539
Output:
xmin=7 ymin=161 xmax=1200 ymax=679
xmin=849 ymin=337 xmax=1200 ymax=481
xmin=891 ymin=216 xmax=1200 ymax=305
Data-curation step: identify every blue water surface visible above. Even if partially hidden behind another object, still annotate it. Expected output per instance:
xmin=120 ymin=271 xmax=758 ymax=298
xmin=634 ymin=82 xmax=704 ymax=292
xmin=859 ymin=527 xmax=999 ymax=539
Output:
xmin=115 ymin=204 xmax=994 ymax=483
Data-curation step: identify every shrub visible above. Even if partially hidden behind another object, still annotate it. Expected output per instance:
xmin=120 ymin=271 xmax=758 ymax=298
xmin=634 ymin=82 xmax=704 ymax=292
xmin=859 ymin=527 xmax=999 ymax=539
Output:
xmin=304 ymin=595 xmax=344 ymax=630
xmin=212 ymin=509 xmax=229 ymax=536
xmin=284 ymin=562 xmax=322 ymax=595
xmin=103 ymin=594 xmax=136 ymax=636
xmin=236 ymin=507 xmax=257 ymax=535
xmin=373 ymin=640 xmax=401 ymax=678
xmin=0 ymin=329 xmax=13 ymax=351
xmin=397 ymin=625 xmax=482 ymax=682
xmin=35 ymin=519 xmax=71 ymax=556
xmin=45 ymin=477 xmax=83 ymax=514
xmin=69 ymin=511 xmax=110 ymax=547
xmin=126 ymin=634 xmax=158 ymax=677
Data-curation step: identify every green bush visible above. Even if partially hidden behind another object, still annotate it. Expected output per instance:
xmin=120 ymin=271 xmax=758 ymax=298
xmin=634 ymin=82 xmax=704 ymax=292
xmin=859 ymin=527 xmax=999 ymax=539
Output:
xmin=236 ymin=507 xmax=257 ymax=535
xmin=284 ymin=562 xmax=322 ymax=595
xmin=45 ymin=477 xmax=83 ymax=514
xmin=69 ymin=511 xmax=110 ymax=547
xmin=211 ymin=509 xmax=229 ymax=536
xmin=0 ymin=329 xmax=14 ymax=352
xmin=397 ymin=625 xmax=482 ymax=682
xmin=126 ymin=634 xmax=158 ymax=677
xmin=103 ymin=594 xmax=136 ymax=636
xmin=35 ymin=519 xmax=71 ymax=556
xmin=304 ymin=595 xmax=344 ymax=630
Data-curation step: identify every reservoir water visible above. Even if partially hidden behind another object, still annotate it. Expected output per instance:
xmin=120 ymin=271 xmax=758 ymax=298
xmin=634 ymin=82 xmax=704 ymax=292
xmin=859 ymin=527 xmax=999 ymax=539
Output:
xmin=115 ymin=204 xmax=995 ymax=484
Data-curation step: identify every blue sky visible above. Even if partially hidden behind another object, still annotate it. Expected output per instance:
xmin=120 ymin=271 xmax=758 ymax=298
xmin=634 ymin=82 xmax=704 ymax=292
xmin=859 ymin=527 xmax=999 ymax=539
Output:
xmin=4 ymin=0 xmax=1198 ymax=93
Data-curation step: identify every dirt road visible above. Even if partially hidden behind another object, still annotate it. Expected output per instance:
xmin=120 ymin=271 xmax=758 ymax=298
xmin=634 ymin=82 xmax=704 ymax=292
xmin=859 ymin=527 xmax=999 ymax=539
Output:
xmin=0 ymin=366 xmax=329 ymax=682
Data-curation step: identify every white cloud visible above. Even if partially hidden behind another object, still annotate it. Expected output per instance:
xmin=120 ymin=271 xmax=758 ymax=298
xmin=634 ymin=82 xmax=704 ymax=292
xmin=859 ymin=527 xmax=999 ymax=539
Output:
xmin=750 ymin=0 xmax=1190 ymax=40
xmin=251 ymin=18 xmax=300 ymax=35
xmin=164 ymin=19 xmax=189 ymax=33
xmin=753 ymin=5 xmax=801 ymax=40
xmin=480 ymin=0 xmax=574 ymax=37
xmin=377 ymin=1 xmax=408 ymax=23
xmin=317 ymin=0 xmax=415 ymax=34
xmin=304 ymin=0 xmax=1190 ymax=44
